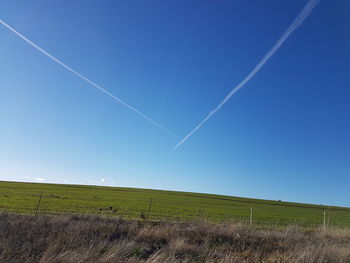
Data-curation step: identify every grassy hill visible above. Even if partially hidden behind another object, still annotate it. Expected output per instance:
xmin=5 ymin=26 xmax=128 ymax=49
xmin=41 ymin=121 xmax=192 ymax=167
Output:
xmin=0 ymin=181 xmax=349 ymax=228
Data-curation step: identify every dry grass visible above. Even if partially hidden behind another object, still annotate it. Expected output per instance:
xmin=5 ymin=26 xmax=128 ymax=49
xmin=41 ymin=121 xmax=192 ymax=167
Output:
xmin=0 ymin=213 xmax=349 ymax=263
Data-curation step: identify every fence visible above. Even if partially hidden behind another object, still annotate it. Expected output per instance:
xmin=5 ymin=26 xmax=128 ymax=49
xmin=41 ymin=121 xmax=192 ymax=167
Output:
xmin=1 ymin=189 xmax=350 ymax=229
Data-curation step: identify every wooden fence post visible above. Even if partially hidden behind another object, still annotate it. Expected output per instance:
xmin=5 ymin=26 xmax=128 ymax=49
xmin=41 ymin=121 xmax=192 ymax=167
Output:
xmin=147 ymin=198 xmax=153 ymax=220
xmin=323 ymin=210 xmax=326 ymax=230
xmin=327 ymin=213 xmax=330 ymax=227
xmin=35 ymin=191 xmax=43 ymax=216
xmin=250 ymin=205 xmax=253 ymax=227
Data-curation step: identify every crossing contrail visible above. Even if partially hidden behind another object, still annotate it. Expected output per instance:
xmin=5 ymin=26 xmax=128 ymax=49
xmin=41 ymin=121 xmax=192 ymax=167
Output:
xmin=0 ymin=19 xmax=176 ymax=137
xmin=173 ymin=0 xmax=319 ymax=150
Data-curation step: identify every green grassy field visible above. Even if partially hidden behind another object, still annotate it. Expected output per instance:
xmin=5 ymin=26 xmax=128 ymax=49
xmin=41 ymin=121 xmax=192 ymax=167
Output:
xmin=0 ymin=181 xmax=349 ymax=228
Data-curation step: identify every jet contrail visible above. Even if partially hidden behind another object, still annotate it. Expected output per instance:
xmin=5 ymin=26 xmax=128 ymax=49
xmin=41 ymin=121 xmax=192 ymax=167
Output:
xmin=0 ymin=19 xmax=176 ymax=137
xmin=173 ymin=0 xmax=320 ymax=150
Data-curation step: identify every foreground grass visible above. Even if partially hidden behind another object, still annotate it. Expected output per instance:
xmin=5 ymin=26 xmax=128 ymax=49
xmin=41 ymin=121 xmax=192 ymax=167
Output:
xmin=1 ymin=181 xmax=350 ymax=227
xmin=1 ymin=212 xmax=350 ymax=263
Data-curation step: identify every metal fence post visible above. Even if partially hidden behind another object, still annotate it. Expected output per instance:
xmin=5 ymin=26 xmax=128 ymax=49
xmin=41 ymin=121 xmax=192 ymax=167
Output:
xmin=35 ymin=191 xmax=43 ymax=216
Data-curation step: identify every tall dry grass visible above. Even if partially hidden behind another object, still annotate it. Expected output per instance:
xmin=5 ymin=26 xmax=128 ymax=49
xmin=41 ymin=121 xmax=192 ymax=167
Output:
xmin=0 ymin=212 xmax=349 ymax=263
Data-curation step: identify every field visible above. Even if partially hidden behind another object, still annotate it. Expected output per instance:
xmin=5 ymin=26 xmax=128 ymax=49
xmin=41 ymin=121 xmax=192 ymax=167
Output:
xmin=1 ymin=181 xmax=350 ymax=228
xmin=1 ymin=213 xmax=350 ymax=263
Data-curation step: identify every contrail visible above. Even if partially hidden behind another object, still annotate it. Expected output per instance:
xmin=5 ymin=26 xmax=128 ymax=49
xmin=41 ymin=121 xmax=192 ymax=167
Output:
xmin=0 ymin=19 xmax=176 ymax=137
xmin=173 ymin=0 xmax=319 ymax=150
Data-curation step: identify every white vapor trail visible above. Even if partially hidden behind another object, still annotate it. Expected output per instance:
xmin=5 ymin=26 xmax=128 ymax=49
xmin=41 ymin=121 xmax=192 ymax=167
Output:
xmin=0 ymin=19 xmax=176 ymax=137
xmin=173 ymin=0 xmax=319 ymax=150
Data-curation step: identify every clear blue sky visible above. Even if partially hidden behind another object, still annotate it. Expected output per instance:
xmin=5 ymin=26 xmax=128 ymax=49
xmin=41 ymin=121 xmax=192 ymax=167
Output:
xmin=1 ymin=0 xmax=349 ymax=206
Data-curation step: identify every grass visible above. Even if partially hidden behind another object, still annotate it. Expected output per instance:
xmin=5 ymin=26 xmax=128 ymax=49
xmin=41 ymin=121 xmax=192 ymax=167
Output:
xmin=0 ymin=181 xmax=350 ymax=228
xmin=1 ymin=212 xmax=350 ymax=263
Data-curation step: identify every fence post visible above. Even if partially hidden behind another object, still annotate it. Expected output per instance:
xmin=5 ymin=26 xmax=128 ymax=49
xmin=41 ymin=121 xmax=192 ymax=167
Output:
xmin=323 ymin=210 xmax=326 ymax=230
xmin=35 ymin=191 xmax=43 ymax=216
xmin=147 ymin=198 xmax=153 ymax=220
xmin=249 ymin=205 xmax=253 ymax=227
xmin=327 ymin=212 xmax=330 ymax=227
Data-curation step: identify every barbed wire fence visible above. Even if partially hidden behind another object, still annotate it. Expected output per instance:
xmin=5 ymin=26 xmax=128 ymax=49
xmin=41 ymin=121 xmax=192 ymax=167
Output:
xmin=1 ymin=191 xmax=350 ymax=229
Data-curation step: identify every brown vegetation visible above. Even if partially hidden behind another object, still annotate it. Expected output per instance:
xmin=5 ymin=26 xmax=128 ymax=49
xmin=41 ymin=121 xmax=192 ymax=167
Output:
xmin=0 ymin=212 xmax=349 ymax=263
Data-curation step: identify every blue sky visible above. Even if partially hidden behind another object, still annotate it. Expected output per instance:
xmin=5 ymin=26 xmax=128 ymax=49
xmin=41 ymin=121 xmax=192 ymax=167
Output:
xmin=1 ymin=0 xmax=349 ymax=206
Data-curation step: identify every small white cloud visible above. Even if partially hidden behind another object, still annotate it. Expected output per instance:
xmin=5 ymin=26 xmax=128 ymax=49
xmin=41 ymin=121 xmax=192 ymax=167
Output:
xmin=35 ymin=178 xmax=45 ymax=182
xmin=101 ymin=178 xmax=106 ymax=183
